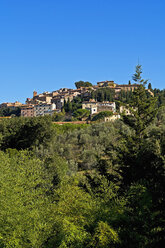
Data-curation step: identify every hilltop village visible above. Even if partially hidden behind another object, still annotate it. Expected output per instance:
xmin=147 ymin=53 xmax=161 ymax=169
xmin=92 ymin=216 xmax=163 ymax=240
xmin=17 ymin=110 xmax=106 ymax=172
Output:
xmin=0 ymin=80 xmax=141 ymax=121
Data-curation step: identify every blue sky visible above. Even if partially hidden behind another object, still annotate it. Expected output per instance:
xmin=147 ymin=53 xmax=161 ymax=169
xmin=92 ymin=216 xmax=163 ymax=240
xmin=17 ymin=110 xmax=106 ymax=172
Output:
xmin=0 ymin=0 xmax=164 ymax=103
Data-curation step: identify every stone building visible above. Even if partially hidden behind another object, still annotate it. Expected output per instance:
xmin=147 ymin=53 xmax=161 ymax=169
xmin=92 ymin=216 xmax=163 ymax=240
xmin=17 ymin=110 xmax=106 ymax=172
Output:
xmin=34 ymin=103 xmax=56 ymax=116
xmin=21 ymin=106 xmax=35 ymax=117
xmin=104 ymin=113 xmax=121 ymax=122
xmin=0 ymin=101 xmax=23 ymax=109
xmin=82 ymin=100 xmax=116 ymax=115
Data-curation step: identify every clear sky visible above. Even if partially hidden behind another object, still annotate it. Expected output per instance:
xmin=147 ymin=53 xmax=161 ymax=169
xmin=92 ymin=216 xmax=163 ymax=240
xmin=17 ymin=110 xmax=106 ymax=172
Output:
xmin=0 ymin=0 xmax=164 ymax=103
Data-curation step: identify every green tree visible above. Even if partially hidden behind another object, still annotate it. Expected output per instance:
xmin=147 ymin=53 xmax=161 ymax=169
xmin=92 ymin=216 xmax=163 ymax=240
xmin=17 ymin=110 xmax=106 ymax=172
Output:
xmin=0 ymin=150 xmax=54 ymax=247
xmin=148 ymin=82 xmax=152 ymax=90
xmin=0 ymin=107 xmax=21 ymax=117
xmin=45 ymin=174 xmax=122 ymax=248
xmin=0 ymin=116 xmax=54 ymax=150
xmin=119 ymin=184 xmax=153 ymax=248
xmin=52 ymin=111 xmax=66 ymax=122
xmin=132 ymin=64 xmax=147 ymax=85
xmin=73 ymin=109 xmax=90 ymax=120
xmin=122 ymin=66 xmax=157 ymax=139
xmin=91 ymin=221 xmax=119 ymax=248
xmin=118 ymin=66 xmax=165 ymax=246
xmin=64 ymin=98 xmax=73 ymax=113
xmin=75 ymin=81 xmax=92 ymax=89
xmin=100 ymin=91 xmax=104 ymax=102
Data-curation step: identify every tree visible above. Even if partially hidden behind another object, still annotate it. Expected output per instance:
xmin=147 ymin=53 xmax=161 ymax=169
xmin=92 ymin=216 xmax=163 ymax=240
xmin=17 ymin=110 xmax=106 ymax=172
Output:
xmin=148 ymin=82 xmax=152 ymax=90
xmin=118 ymin=66 xmax=165 ymax=246
xmin=73 ymin=109 xmax=90 ymax=120
xmin=0 ymin=107 xmax=21 ymax=117
xmin=64 ymin=98 xmax=73 ymax=113
xmin=52 ymin=111 xmax=65 ymax=122
xmin=45 ymin=173 xmax=122 ymax=248
xmin=75 ymin=81 xmax=92 ymax=89
xmin=68 ymin=98 xmax=73 ymax=112
xmin=100 ymin=91 xmax=104 ymax=102
xmin=122 ymin=65 xmax=157 ymax=139
xmin=89 ymin=88 xmax=115 ymax=102
xmin=0 ymin=116 xmax=54 ymax=150
xmin=119 ymin=184 xmax=153 ymax=248
xmin=0 ymin=150 xmax=54 ymax=247
xmin=132 ymin=64 xmax=147 ymax=85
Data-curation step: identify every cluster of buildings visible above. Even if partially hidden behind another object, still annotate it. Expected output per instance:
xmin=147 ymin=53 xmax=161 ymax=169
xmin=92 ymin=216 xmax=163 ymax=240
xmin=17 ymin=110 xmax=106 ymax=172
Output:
xmin=20 ymin=86 xmax=91 ymax=117
xmin=0 ymin=81 xmax=140 ymax=118
xmin=0 ymin=101 xmax=23 ymax=109
xmin=96 ymin=80 xmax=139 ymax=92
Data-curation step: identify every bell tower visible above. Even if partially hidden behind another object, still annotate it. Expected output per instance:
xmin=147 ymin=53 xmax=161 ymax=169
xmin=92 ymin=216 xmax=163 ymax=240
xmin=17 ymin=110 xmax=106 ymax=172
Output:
xmin=33 ymin=91 xmax=37 ymax=97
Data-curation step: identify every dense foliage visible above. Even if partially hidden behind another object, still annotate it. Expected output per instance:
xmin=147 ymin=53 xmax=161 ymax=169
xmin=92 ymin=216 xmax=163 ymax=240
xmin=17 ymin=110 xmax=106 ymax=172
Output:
xmin=0 ymin=107 xmax=21 ymax=117
xmin=90 ymin=88 xmax=115 ymax=102
xmin=0 ymin=66 xmax=164 ymax=247
xmin=75 ymin=81 xmax=93 ymax=89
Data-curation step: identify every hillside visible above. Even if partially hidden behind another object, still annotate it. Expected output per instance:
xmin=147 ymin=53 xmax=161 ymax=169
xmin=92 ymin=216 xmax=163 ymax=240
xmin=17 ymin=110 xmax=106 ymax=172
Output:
xmin=0 ymin=66 xmax=164 ymax=247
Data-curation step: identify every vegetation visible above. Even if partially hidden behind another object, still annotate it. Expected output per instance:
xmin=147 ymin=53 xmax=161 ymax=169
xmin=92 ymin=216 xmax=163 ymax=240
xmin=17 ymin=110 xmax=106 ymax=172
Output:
xmin=73 ymin=109 xmax=90 ymax=120
xmin=75 ymin=81 xmax=93 ymax=89
xmin=0 ymin=65 xmax=164 ymax=247
xmin=92 ymin=110 xmax=113 ymax=121
xmin=52 ymin=110 xmax=66 ymax=122
xmin=90 ymin=87 xmax=115 ymax=102
xmin=0 ymin=107 xmax=21 ymax=117
xmin=153 ymin=88 xmax=165 ymax=107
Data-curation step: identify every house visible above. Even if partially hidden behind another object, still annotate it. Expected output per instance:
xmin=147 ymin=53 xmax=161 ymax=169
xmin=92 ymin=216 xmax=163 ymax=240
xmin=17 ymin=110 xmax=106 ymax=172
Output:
xmin=0 ymin=101 xmax=23 ymax=109
xmin=117 ymin=84 xmax=139 ymax=92
xmin=52 ymin=97 xmax=65 ymax=110
xmin=82 ymin=99 xmax=98 ymax=115
xmin=21 ymin=106 xmax=35 ymax=117
xmin=104 ymin=113 xmax=121 ymax=122
xmin=82 ymin=100 xmax=116 ymax=115
xmin=34 ymin=103 xmax=56 ymax=116
xmin=97 ymin=81 xmax=116 ymax=88
xmin=96 ymin=81 xmax=139 ymax=93
xmin=97 ymin=101 xmax=116 ymax=113
xmin=120 ymin=105 xmax=137 ymax=115
xmin=26 ymin=91 xmax=53 ymax=105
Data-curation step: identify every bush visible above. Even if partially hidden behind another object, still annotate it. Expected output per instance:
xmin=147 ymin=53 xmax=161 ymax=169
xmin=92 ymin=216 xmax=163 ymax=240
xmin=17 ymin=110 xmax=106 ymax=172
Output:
xmin=73 ymin=109 xmax=90 ymax=120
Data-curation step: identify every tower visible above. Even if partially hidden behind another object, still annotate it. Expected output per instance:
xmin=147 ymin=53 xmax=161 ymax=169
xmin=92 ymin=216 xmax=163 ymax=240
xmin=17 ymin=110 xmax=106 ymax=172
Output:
xmin=33 ymin=91 xmax=37 ymax=97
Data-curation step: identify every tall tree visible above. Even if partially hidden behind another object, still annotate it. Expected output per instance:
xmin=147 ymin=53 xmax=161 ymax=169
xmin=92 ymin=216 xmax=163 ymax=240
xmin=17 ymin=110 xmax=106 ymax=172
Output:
xmin=122 ymin=65 xmax=157 ymax=139
xmin=119 ymin=66 xmax=165 ymax=246
xmin=148 ymin=82 xmax=152 ymax=90
xmin=132 ymin=64 xmax=147 ymax=85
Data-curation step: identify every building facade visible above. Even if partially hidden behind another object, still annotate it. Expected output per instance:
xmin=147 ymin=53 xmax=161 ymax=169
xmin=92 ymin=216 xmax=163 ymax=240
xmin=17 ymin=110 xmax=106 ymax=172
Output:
xmin=82 ymin=100 xmax=116 ymax=115
xmin=34 ymin=103 xmax=56 ymax=116
xmin=21 ymin=106 xmax=35 ymax=117
xmin=104 ymin=114 xmax=120 ymax=122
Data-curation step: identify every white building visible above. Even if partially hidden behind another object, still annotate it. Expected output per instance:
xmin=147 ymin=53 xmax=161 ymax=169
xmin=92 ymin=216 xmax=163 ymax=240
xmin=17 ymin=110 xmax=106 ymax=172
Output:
xmin=34 ymin=103 xmax=56 ymax=116
xmin=119 ymin=105 xmax=137 ymax=115
xmin=104 ymin=113 xmax=120 ymax=122
xmin=82 ymin=100 xmax=116 ymax=115
xmin=97 ymin=102 xmax=116 ymax=113
xmin=82 ymin=100 xmax=98 ymax=115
